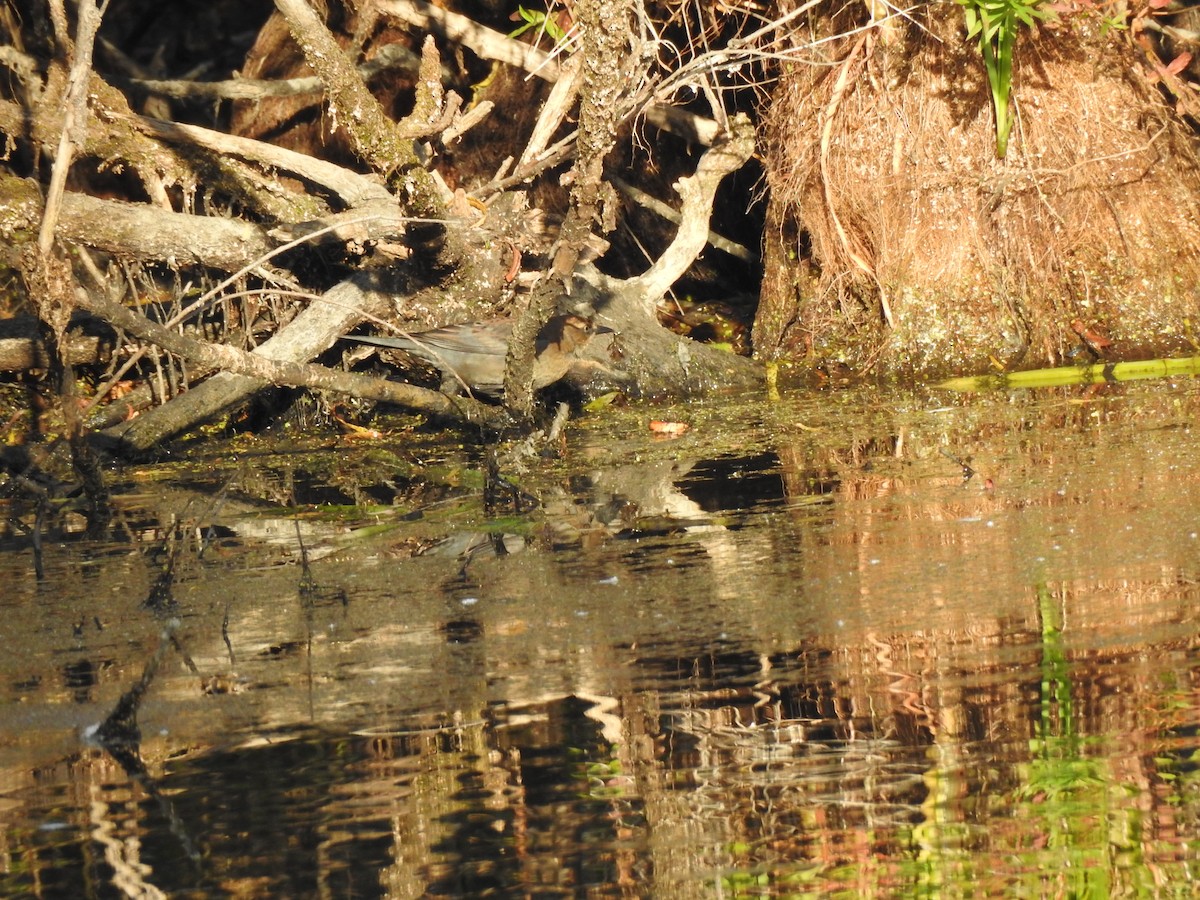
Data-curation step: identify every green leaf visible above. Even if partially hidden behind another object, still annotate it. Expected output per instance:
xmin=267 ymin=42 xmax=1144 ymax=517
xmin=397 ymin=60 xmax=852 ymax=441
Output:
xmin=507 ymin=5 xmax=566 ymax=44
xmin=957 ymin=0 xmax=1046 ymax=158
xmin=964 ymin=9 xmax=981 ymax=38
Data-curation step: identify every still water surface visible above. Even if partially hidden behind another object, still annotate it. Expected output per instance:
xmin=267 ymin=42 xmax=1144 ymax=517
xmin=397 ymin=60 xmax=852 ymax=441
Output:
xmin=2 ymin=378 xmax=1199 ymax=897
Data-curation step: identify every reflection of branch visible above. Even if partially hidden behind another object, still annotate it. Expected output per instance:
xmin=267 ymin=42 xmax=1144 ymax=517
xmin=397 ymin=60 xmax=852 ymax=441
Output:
xmin=92 ymin=626 xmax=175 ymax=750
xmin=88 ymin=621 xmax=203 ymax=869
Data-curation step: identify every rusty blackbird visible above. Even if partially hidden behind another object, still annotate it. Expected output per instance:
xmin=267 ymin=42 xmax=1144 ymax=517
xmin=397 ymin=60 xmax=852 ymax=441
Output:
xmin=346 ymin=314 xmax=606 ymax=398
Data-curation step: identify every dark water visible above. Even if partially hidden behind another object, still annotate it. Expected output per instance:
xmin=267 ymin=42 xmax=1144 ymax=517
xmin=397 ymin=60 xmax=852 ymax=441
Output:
xmin=2 ymin=378 xmax=1200 ymax=897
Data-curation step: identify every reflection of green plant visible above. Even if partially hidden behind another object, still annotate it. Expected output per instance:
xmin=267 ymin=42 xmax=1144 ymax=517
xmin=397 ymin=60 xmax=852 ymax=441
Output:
xmin=956 ymin=0 xmax=1051 ymax=157
xmin=508 ymin=5 xmax=566 ymax=45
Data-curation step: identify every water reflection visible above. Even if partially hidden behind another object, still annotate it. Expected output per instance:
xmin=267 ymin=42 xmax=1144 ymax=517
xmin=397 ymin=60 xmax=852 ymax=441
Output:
xmin=1 ymin=381 xmax=1200 ymax=896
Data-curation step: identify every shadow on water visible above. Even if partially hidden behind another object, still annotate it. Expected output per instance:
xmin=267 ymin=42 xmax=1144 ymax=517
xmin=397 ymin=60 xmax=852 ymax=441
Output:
xmin=2 ymin=378 xmax=1200 ymax=896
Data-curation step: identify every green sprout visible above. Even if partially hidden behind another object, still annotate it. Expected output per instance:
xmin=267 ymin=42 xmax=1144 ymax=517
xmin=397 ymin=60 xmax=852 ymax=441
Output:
xmin=957 ymin=0 xmax=1051 ymax=157
xmin=508 ymin=5 xmax=567 ymax=45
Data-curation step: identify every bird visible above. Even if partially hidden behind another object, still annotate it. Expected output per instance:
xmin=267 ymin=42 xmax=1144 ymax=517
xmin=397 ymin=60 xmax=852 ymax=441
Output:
xmin=344 ymin=314 xmax=608 ymax=398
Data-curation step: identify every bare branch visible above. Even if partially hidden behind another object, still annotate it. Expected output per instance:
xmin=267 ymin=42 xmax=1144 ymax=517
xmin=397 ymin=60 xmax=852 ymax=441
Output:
xmin=131 ymin=115 xmax=394 ymax=208
xmin=38 ymin=0 xmax=106 ymax=257
xmin=610 ymin=175 xmax=756 ymax=263
xmin=92 ymin=273 xmax=508 ymax=452
xmin=5 ymin=172 xmax=278 ymax=271
xmin=273 ymin=0 xmax=443 ymax=213
xmin=78 ymin=281 xmax=490 ymax=415
xmin=116 ymin=42 xmax=421 ymax=103
xmin=378 ymin=0 xmax=562 ymax=81
xmin=627 ymin=114 xmax=756 ymax=306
